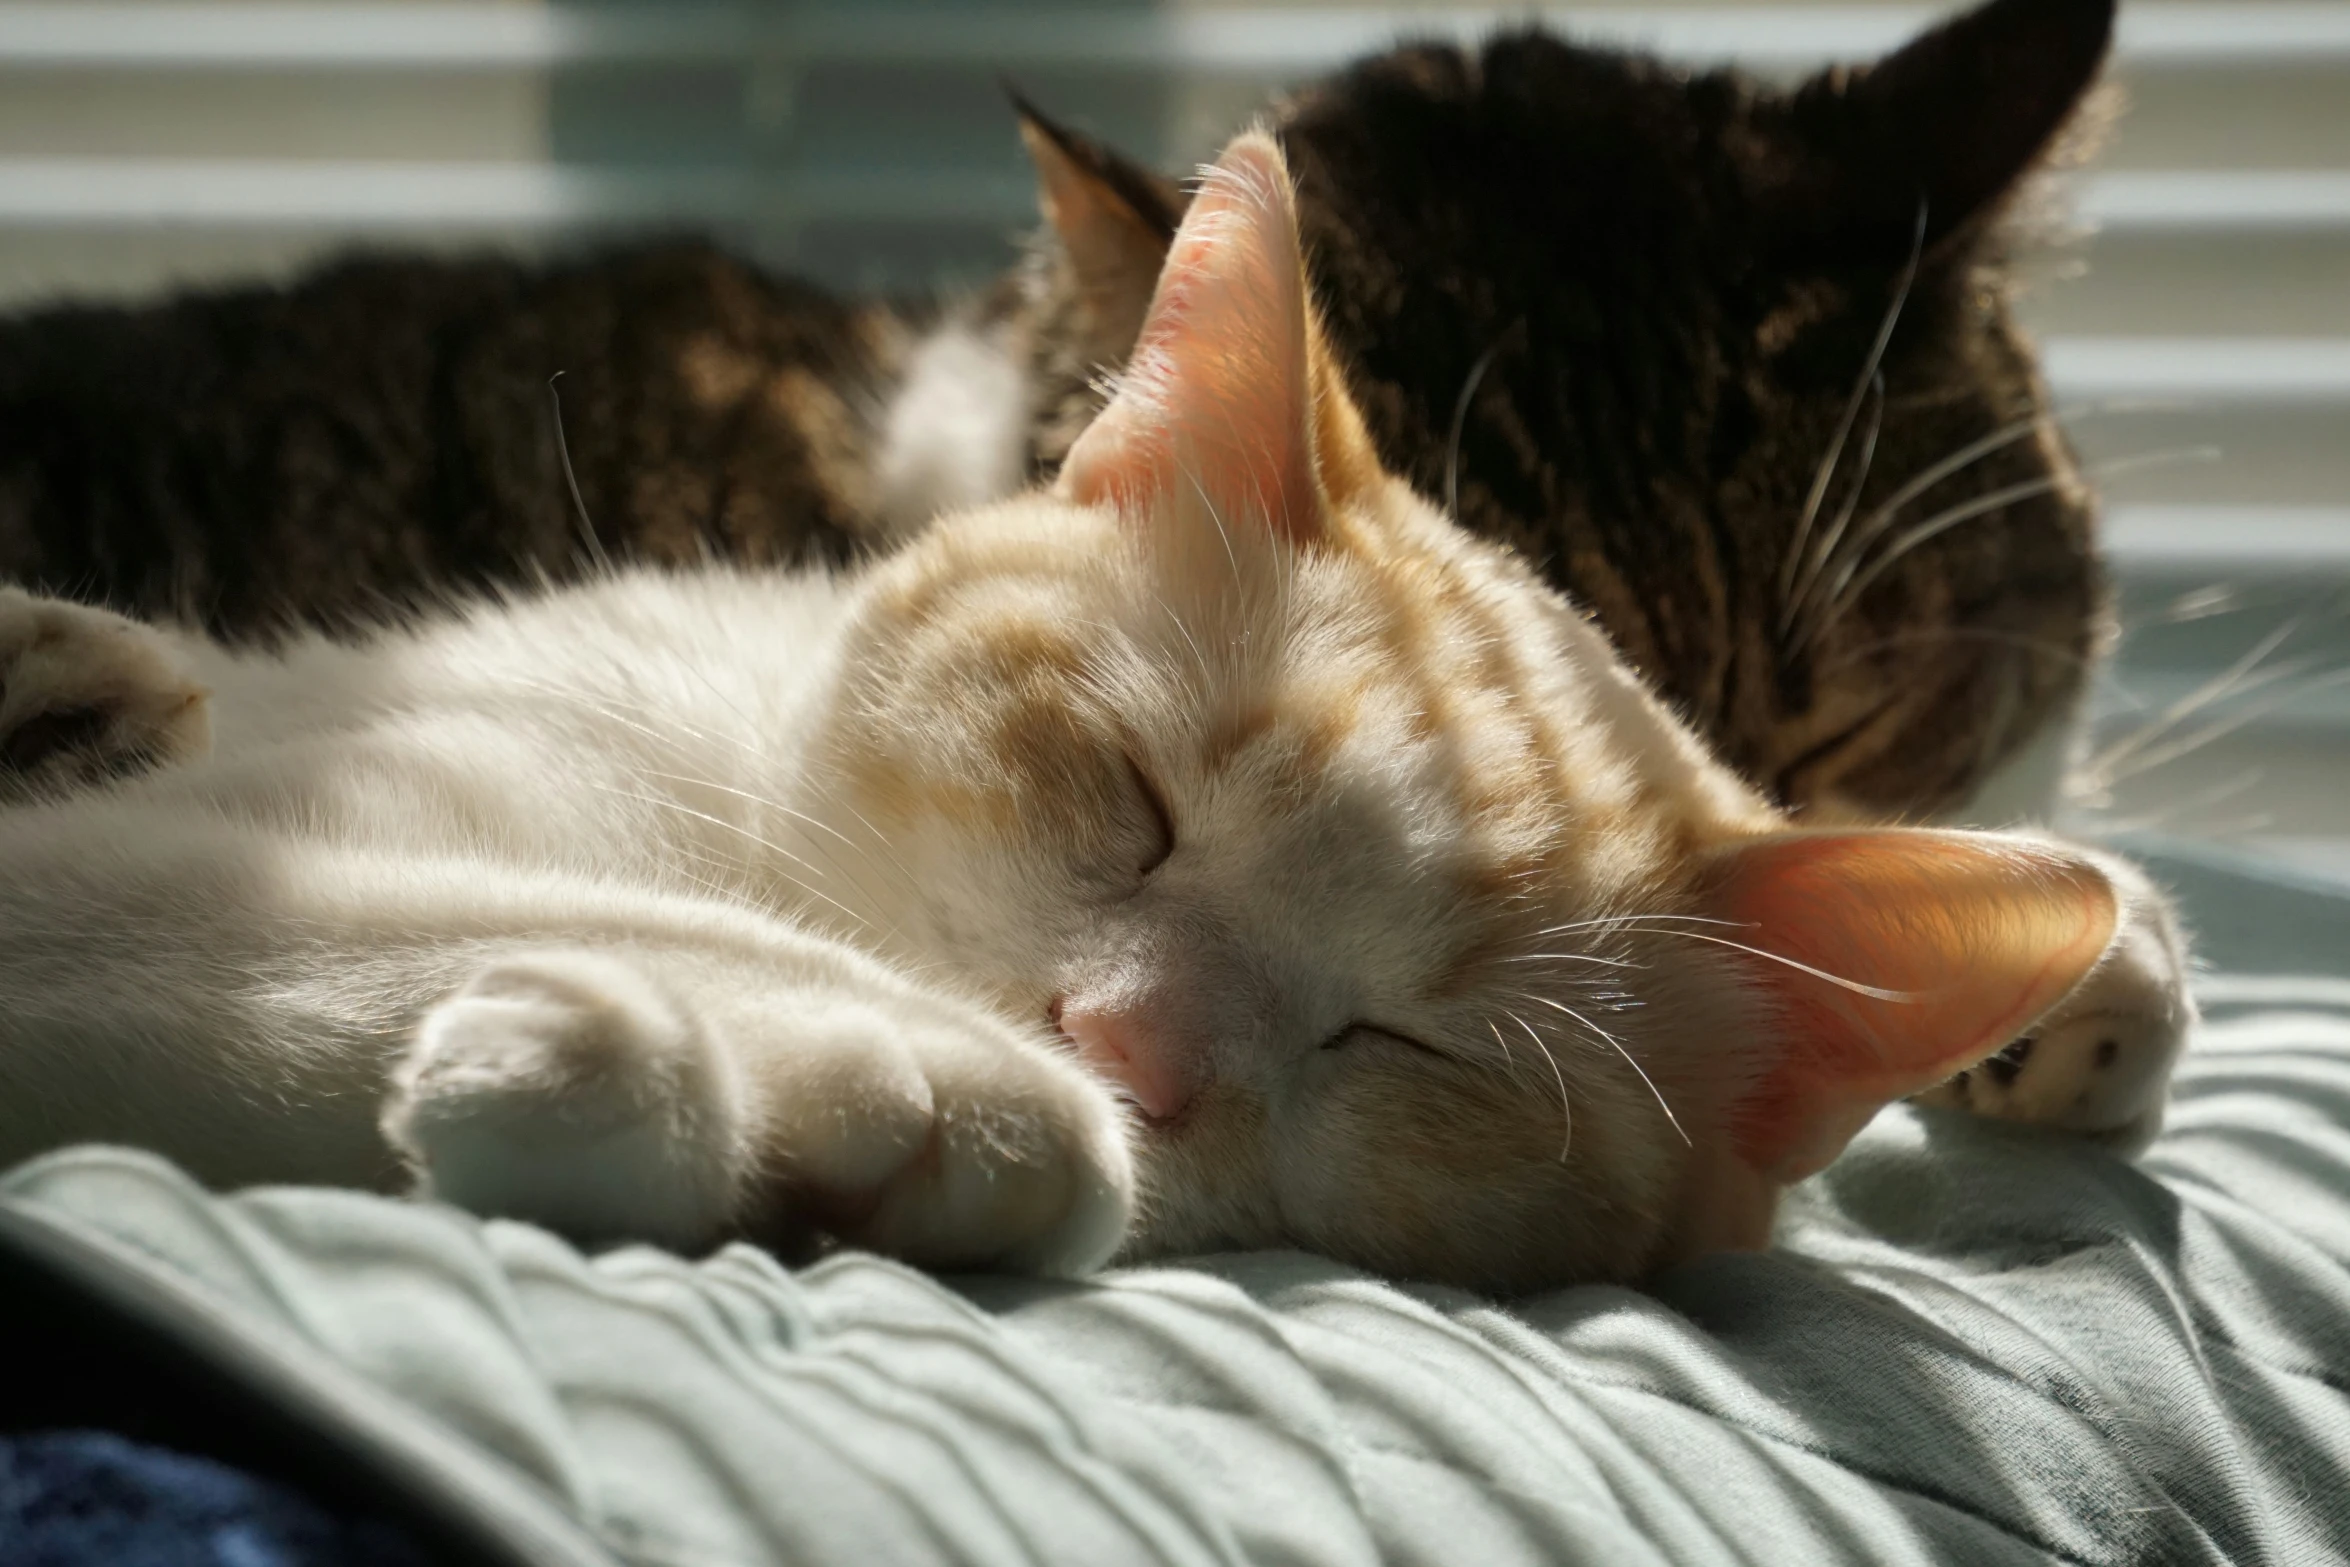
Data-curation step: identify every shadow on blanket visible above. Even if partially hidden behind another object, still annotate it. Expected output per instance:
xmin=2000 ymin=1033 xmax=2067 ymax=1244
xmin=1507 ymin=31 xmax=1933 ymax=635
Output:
xmin=0 ymin=1201 xmax=611 ymax=1567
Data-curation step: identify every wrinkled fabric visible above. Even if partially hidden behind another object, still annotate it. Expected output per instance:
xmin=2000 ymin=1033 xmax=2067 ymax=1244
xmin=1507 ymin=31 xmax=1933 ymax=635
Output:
xmin=3 ymin=843 xmax=2347 ymax=1566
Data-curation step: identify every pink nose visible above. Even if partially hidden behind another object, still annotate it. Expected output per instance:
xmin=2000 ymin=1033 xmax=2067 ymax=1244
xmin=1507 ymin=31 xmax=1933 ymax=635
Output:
xmin=1052 ymin=999 xmax=1198 ymax=1121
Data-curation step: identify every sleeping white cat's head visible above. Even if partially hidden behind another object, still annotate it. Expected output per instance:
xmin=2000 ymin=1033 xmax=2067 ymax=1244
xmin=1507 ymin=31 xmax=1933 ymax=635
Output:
xmin=808 ymin=132 xmax=2119 ymax=1291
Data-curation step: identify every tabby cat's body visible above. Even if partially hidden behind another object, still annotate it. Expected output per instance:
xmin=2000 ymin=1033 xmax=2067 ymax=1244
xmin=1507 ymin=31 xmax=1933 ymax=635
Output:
xmin=0 ymin=244 xmax=913 ymax=632
xmin=0 ymin=0 xmax=2112 ymax=828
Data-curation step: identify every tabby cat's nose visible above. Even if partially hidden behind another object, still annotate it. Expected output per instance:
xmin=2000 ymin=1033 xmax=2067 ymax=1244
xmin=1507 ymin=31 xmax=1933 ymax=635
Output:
xmin=1051 ymin=997 xmax=1197 ymax=1122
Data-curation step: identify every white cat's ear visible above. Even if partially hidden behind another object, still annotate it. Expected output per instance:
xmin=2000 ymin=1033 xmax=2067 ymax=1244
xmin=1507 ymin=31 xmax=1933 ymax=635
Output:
xmin=1059 ymin=130 xmax=1375 ymax=543
xmin=1699 ymin=828 xmax=2118 ymax=1184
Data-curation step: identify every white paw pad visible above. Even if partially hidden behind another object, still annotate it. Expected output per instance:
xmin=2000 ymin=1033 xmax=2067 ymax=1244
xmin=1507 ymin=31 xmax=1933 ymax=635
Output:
xmin=757 ymin=997 xmax=1136 ymax=1277
xmin=386 ymin=951 xmax=745 ymax=1250
xmin=1915 ymin=865 xmax=2194 ymax=1154
xmin=845 ymin=1061 xmax=1136 ymax=1278
xmin=0 ymin=587 xmax=209 ymax=793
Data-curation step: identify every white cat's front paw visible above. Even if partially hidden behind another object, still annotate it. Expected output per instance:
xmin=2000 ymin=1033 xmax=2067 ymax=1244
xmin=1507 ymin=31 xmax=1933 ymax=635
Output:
xmin=1915 ymin=853 xmax=2193 ymax=1153
xmin=0 ymin=586 xmax=209 ymax=796
xmin=756 ymin=991 xmax=1135 ymax=1277
xmin=386 ymin=951 xmax=747 ymax=1251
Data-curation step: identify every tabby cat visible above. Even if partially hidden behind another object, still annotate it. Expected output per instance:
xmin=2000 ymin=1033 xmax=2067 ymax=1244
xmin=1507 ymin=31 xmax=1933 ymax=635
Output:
xmin=0 ymin=133 xmax=2185 ymax=1293
xmin=0 ymin=0 xmax=2111 ymax=828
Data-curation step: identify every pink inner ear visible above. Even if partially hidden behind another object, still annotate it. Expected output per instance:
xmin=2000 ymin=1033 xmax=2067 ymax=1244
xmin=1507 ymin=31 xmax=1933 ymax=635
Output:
xmin=1703 ymin=829 xmax=2119 ymax=1182
xmin=1059 ymin=132 xmax=1320 ymax=544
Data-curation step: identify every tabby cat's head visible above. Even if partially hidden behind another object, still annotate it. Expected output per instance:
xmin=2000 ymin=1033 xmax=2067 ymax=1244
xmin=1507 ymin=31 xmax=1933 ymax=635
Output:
xmin=816 ymin=133 xmax=2118 ymax=1293
xmin=1016 ymin=0 xmax=2115 ymax=824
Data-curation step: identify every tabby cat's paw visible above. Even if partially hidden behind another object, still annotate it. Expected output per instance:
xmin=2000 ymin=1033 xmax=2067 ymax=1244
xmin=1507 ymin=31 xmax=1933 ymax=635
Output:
xmin=0 ymin=587 xmax=209 ymax=796
xmin=758 ymin=991 xmax=1135 ymax=1277
xmin=1914 ymin=852 xmax=2193 ymax=1154
xmin=386 ymin=951 xmax=747 ymax=1252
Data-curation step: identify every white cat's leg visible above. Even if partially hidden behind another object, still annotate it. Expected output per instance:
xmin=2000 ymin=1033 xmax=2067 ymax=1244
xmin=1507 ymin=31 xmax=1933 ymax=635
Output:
xmin=0 ymin=586 xmax=209 ymax=795
xmin=386 ymin=943 xmax=1134 ymax=1274
xmin=1913 ymin=848 xmax=2193 ymax=1153
xmin=388 ymin=950 xmax=750 ymax=1253
xmin=0 ymin=809 xmax=1131 ymax=1274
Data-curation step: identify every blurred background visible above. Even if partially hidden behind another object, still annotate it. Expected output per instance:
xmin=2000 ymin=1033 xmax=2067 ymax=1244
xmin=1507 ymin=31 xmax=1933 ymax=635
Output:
xmin=0 ymin=0 xmax=2342 ymax=871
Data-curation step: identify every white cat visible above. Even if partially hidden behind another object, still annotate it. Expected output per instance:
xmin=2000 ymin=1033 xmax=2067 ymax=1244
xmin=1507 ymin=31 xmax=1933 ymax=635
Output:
xmin=0 ymin=134 xmax=2189 ymax=1292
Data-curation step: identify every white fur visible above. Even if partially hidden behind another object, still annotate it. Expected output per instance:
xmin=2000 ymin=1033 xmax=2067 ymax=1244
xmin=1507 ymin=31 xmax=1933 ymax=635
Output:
xmin=872 ymin=320 xmax=1032 ymax=547
xmin=0 ymin=529 xmax=2192 ymax=1283
xmin=0 ymin=567 xmax=1132 ymax=1275
xmin=1912 ymin=846 xmax=2194 ymax=1152
xmin=391 ymin=950 xmax=749 ymax=1253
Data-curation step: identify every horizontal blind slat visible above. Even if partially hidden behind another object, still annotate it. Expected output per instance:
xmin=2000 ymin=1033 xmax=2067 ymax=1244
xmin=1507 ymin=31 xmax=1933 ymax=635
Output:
xmin=0 ymin=4 xmax=2344 ymax=73
xmin=0 ymin=159 xmax=2340 ymax=238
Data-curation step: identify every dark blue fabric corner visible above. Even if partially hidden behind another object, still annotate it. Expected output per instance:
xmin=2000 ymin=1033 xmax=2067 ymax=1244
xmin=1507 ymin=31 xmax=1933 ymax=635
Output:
xmin=0 ymin=1430 xmax=426 ymax=1567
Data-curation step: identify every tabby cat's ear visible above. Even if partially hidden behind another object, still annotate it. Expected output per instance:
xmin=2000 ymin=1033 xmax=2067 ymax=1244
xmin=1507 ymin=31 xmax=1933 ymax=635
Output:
xmin=1758 ymin=0 xmax=2115 ymax=256
xmin=1060 ymin=130 xmax=1376 ymax=544
xmin=1012 ymin=93 xmax=1181 ymax=370
xmin=1701 ymin=828 xmax=2117 ymax=1184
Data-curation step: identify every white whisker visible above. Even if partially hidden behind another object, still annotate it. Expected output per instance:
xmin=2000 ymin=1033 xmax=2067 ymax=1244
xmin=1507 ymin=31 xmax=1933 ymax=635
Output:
xmin=2093 ymin=666 xmax=2350 ymax=789
xmin=2078 ymin=614 xmax=2307 ymax=783
xmin=1156 ymin=593 xmax=1217 ymax=692
xmin=499 ymin=672 xmax=773 ymax=768
xmin=1639 ymin=928 xmax=1914 ymax=1001
xmin=1784 ymin=371 xmax=1885 ymax=632
xmin=1183 ymin=466 xmax=1245 ymax=598
xmin=1445 ymin=328 xmax=1514 ymax=522
xmin=1501 ymin=1008 xmax=1575 ymax=1161
xmin=635 ymin=768 xmax=921 ymax=899
xmin=1485 ymin=1017 xmax=1521 ymax=1081
xmin=1779 ymin=205 xmax=1926 ymax=627
xmin=586 ymin=783 xmax=884 ymax=942
xmin=1531 ymin=913 xmax=1742 ymax=938
xmin=1811 ymin=625 xmax=2103 ymax=680
xmin=1796 ymin=415 xmax=2053 ymax=634
xmin=1789 ymin=398 xmax=2159 ymax=644
xmin=1523 ymin=992 xmax=1688 ymax=1148
xmin=484 ymin=671 xmax=925 ymax=904
xmin=1838 ymin=415 xmax=2043 ymax=557
xmin=2080 ymin=768 xmax=2265 ymax=832
xmin=1806 ymin=445 xmax=2220 ymax=645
